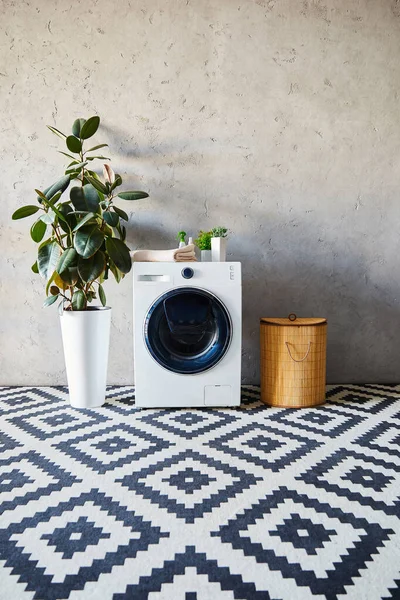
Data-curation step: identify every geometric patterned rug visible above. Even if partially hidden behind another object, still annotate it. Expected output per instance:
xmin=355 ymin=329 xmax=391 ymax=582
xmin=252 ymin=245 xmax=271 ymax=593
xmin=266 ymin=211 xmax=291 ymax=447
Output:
xmin=0 ymin=384 xmax=399 ymax=599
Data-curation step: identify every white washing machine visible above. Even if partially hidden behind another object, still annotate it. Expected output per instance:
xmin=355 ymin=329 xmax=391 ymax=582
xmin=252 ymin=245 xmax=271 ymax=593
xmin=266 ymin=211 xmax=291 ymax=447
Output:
xmin=133 ymin=262 xmax=242 ymax=408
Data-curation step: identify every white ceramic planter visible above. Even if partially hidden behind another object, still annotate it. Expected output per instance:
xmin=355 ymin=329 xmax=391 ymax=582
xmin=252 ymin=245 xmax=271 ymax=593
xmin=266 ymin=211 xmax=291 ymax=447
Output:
xmin=211 ymin=237 xmax=227 ymax=262
xmin=60 ymin=307 xmax=111 ymax=408
xmin=201 ymin=249 xmax=212 ymax=262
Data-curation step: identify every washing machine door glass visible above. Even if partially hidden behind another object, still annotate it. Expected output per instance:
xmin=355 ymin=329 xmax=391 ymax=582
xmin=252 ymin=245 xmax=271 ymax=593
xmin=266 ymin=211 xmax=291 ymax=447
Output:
xmin=144 ymin=287 xmax=232 ymax=374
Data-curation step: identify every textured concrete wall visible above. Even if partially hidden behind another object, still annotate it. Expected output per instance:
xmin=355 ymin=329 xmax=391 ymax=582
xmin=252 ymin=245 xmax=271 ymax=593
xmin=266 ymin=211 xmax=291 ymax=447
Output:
xmin=2 ymin=0 xmax=400 ymax=384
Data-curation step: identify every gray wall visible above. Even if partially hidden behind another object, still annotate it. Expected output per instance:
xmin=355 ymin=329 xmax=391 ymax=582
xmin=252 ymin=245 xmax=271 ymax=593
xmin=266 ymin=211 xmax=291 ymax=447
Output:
xmin=1 ymin=0 xmax=400 ymax=385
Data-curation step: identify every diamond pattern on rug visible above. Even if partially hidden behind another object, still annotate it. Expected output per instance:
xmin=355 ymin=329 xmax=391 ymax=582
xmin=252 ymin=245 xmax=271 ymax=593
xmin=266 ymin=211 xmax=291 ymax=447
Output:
xmin=208 ymin=422 xmax=320 ymax=471
xmin=7 ymin=404 xmax=109 ymax=440
xmin=356 ymin=422 xmax=400 ymax=459
xmin=266 ymin=405 xmax=365 ymax=437
xmin=298 ymin=449 xmax=400 ymax=516
xmin=0 ymin=387 xmax=69 ymax=416
xmin=214 ymin=487 xmax=394 ymax=597
xmin=326 ymin=385 xmax=396 ymax=414
xmin=139 ymin=409 xmax=238 ymax=439
xmin=0 ymin=489 xmax=169 ymax=599
xmin=0 ymin=451 xmax=79 ymax=515
xmin=0 ymin=431 xmax=22 ymax=454
xmin=55 ymin=423 xmax=171 ymax=474
xmin=0 ymin=384 xmax=399 ymax=599
xmin=113 ymin=546 xmax=271 ymax=599
xmin=117 ymin=449 xmax=261 ymax=523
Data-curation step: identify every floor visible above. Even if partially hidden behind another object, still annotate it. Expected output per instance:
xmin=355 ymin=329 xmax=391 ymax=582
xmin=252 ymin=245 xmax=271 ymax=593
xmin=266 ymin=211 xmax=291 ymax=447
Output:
xmin=0 ymin=385 xmax=399 ymax=599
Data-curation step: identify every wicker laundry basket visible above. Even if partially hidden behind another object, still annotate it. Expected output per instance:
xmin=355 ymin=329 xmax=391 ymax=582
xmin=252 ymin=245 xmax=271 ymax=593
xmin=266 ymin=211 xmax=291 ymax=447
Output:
xmin=260 ymin=314 xmax=327 ymax=408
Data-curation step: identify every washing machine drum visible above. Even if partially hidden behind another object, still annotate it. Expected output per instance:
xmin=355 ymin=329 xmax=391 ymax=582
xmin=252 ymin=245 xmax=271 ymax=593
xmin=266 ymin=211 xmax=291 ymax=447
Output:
xmin=144 ymin=287 xmax=232 ymax=374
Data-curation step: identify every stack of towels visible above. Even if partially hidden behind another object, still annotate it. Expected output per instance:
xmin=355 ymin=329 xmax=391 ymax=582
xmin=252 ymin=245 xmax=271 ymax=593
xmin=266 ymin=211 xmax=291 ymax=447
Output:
xmin=130 ymin=244 xmax=197 ymax=263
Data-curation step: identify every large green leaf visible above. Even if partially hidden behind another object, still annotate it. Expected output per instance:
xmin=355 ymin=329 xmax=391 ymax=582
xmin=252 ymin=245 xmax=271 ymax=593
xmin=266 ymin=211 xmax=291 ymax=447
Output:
xmin=67 ymin=171 xmax=81 ymax=181
xmin=43 ymin=294 xmax=59 ymax=307
xmin=72 ymin=118 xmax=86 ymax=137
xmin=103 ymin=211 xmax=119 ymax=227
xmin=70 ymin=184 xmax=100 ymax=212
xmin=66 ymin=135 xmax=82 ymax=153
xmin=72 ymin=212 xmax=97 ymax=231
xmin=74 ymin=225 xmax=105 ymax=258
xmin=38 ymin=241 xmax=61 ymax=280
xmin=86 ymin=155 xmax=110 ymax=161
xmin=112 ymin=206 xmax=129 ymax=221
xmin=58 ymin=266 xmax=79 ymax=285
xmin=40 ymin=210 xmax=56 ymax=225
xmin=56 ymin=247 xmax=78 ymax=274
xmin=85 ymin=143 xmax=108 ymax=152
xmin=110 ymin=174 xmax=122 ymax=191
xmin=85 ymin=175 xmax=108 ymax=195
xmin=35 ymin=189 xmax=47 ymax=201
xmin=59 ymin=203 xmax=76 ymax=232
xmin=105 ymin=238 xmax=131 ymax=274
xmin=47 ymin=125 xmax=66 ymax=139
xmin=72 ymin=290 xmax=86 ymax=310
xmin=41 ymin=194 xmax=68 ymax=224
xmin=108 ymin=259 xmax=123 ymax=282
xmin=59 ymin=151 xmax=77 ymax=161
xmin=46 ymin=190 xmax=62 ymax=204
xmin=41 ymin=175 xmax=70 ymax=202
xmin=98 ymin=283 xmax=106 ymax=306
xmin=80 ymin=116 xmax=100 ymax=140
xmin=83 ymin=184 xmax=101 ymax=212
xmin=12 ymin=205 xmax=39 ymax=220
xmin=69 ymin=187 xmax=84 ymax=210
xmin=78 ymin=251 xmax=106 ymax=282
xmin=65 ymin=161 xmax=87 ymax=174
xmin=60 ymin=203 xmax=74 ymax=217
xmin=117 ymin=191 xmax=149 ymax=201
xmin=58 ymin=266 xmax=78 ymax=285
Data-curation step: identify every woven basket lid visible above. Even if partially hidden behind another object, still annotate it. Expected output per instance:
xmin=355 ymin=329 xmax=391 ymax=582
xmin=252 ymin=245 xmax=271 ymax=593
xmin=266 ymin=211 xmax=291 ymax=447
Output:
xmin=260 ymin=314 xmax=327 ymax=326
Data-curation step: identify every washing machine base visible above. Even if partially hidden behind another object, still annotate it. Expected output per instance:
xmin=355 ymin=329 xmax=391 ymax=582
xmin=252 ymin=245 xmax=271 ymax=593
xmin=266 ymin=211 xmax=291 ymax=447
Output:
xmin=135 ymin=381 xmax=241 ymax=408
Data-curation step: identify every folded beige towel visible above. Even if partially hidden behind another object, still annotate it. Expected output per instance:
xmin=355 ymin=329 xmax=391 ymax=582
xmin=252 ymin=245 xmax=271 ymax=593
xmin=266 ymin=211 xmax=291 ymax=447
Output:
xmin=130 ymin=244 xmax=197 ymax=263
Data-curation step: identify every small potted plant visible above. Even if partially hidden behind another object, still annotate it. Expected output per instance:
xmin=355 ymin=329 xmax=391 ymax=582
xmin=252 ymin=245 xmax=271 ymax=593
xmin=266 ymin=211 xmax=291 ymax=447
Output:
xmin=12 ymin=115 xmax=149 ymax=408
xmin=211 ymin=226 xmax=228 ymax=262
xmin=194 ymin=230 xmax=212 ymax=262
xmin=176 ymin=230 xmax=187 ymax=248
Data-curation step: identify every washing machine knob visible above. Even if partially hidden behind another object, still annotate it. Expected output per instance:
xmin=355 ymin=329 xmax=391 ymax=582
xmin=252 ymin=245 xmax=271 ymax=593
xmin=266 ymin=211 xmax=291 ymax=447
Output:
xmin=182 ymin=267 xmax=194 ymax=279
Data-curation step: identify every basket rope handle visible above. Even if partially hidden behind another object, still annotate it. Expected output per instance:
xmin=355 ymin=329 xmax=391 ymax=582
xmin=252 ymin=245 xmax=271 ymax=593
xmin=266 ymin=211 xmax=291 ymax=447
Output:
xmin=285 ymin=341 xmax=312 ymax=362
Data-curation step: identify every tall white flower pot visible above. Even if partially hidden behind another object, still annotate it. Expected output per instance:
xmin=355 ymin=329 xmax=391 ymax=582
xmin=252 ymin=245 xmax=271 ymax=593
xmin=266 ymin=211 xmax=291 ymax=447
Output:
xmin=211 ymin=237 xmax=227 ymax=262
xmin=60 ymin=307 xmax=111 ymax=408
xmin=201 ymin=250 xmax=212 ymax=262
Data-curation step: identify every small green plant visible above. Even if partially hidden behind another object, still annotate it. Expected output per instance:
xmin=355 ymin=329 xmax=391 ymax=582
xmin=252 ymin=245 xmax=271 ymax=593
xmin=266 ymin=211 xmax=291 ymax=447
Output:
xmin=176 ymin=231 xmax=187 ymax=243
xmin=12 ymin=115 xmax=149 ymax=311
xmin=211 ymin=226 xmax=228 ymax=238
xmin=194 ymin=230 xmax=212 ymax=251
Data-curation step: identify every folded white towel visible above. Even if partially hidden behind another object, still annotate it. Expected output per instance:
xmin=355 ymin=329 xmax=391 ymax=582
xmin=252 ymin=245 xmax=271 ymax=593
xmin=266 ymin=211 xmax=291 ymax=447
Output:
xmin=130 ymin=244 xmax=197 ymax=263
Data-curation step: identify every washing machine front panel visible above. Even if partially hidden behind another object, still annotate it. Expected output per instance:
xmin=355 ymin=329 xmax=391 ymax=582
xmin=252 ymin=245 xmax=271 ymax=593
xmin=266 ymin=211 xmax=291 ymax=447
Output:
xmin=133 ymin=262 xmax=242 ymax=407
xmin=144 ymin=287 xmax=232 ymax=374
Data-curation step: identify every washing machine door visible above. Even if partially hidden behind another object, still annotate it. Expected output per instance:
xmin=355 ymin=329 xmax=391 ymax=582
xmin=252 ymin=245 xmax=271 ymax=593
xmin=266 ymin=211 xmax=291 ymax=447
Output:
xmin=144 ymin=287 xmax=232 ymax=374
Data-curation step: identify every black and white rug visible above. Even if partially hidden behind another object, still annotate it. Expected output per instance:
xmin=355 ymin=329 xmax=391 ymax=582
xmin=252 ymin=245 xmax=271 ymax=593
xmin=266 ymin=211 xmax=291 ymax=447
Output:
xmin=0 ymin=385 xmax=399 ymax=599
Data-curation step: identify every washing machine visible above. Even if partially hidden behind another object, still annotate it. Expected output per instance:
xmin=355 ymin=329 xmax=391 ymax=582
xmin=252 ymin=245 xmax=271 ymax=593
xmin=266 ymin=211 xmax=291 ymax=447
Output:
xmin=133 ymin=262 xmax=242 ymax=408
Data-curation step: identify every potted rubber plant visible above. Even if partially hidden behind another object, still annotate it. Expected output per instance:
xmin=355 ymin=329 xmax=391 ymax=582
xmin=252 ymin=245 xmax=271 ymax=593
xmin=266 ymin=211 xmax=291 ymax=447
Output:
xmin=194 ymin=230 xmax=212 ymax=262
xmin=211 ymin=226 xmax=228 ymax=262
xmin=12 ymin=115 xmax=149 ymax=408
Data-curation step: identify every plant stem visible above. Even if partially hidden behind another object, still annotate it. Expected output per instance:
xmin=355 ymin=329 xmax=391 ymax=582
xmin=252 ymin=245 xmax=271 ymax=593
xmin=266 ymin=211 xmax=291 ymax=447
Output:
xmin=52 ymin=225 xmax=65 ymax=249
xmin=80 ymin=141 xmax=85 ymax=186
